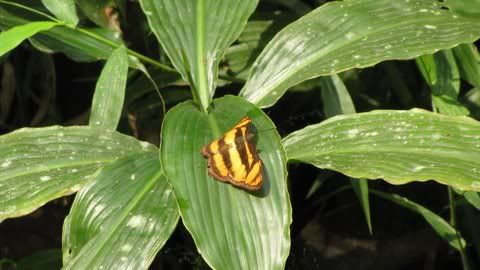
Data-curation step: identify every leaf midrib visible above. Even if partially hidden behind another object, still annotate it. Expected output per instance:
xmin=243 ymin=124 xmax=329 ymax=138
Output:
xmin=196 ymin=0 xmax=208 ymax=111
xmin=289 ymin=147 xmax=480 ymax=163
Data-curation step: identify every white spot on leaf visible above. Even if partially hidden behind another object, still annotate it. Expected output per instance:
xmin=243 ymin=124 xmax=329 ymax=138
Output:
xmin=347 ymin=129 xmax=360 ymax=138
xmin=127 ymin=215 xmax=146 ymax=228
xmin=412 ymin=165 xmax=426 ymax=172
xmin=1 ymin=160 xmax=12 ymax=168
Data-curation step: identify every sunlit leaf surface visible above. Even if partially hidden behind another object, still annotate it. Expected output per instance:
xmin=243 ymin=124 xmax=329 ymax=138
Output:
xmin=63 ymin=153 xmax=179 ymax=270
xmin=161 ymin=95 xmax=291 ymax=269
xmin=283 ymin=109 xmax=480 ymax=191
xmin=139 ymin=0 xmax=258 ymax=111
xmin=0 ymin=126 xmax=155 ymax=221
xmin=241 ymin=0 xmax=480 ymax=108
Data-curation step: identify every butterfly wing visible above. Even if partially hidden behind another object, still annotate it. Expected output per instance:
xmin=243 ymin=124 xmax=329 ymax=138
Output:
xmin=201 ymin=117 xmax=263 ymax=190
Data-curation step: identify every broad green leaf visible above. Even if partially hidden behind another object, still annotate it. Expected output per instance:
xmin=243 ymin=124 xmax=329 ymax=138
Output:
xmin=432 ymin=95 xmax=470 ymax=116
xmin=0 ymin=6 xmax=141 ymax=68
xmin=371 ymin=190 xmax=466 ymax=251
xmin=16 ymin=249 xmax=62 ymax=270
xmin=241 ymin=0 xmax=480 ymax=108
xmin=282 ymin=109 xmax=480 ymax=192
xmin=443 ymin=0 xmax=480 ymax=18
xmin=160 ymin=95 xmax=291 ymax=269
xmin=0 ymin=126 xmax=156 ymax=221
xmin=424 ymin=47 xmax=475 ymax=266
xmin=453 ymin=43 xmax=480 ymax=89
xmin=419 ymin=50 xmax=460 ymax=97
xmin=63 ymin=153 xmax=179 ymax=270
xmin=30 ymin=27 xmax=128 ymax=64
xmin=0 ymin=21 xmax=58 ymax=57
xmin=139 ymin=0 xmax=258 ymax=112
xmin=417 ymin=50 xmax=469 ymax=116
xmin=89 ymin=46 xmax=128 ymax=130
xmin=464 ymin=192 xmax=480 ymax=211
xmin=416 ymin=54 xmax=437 ymax=86
xmin=319 ymin=75 xmax=371 ymax=233
xmin=320 ymin=75 xmax=356 ymax=116
xmin=41 ymin=0 xmax=79 ymax=25
xmin=454 ymin=189 xmax=480 ymax=210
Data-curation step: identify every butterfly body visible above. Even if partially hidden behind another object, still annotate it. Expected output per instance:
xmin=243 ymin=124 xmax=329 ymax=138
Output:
xmin=201 ymin=117 xmax=263 ymax=190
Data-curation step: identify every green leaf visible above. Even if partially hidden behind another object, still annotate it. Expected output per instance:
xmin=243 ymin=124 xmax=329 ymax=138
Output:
xmin=319 ymin=75 xmax=371 ymax=233
xmin=30 ymin=27 xmax=131 ymax=64
xmin=282 ymin=109 xmax=480 ymax=192
xmin=432 ymin=95 xmax=470 ymax=116
xmin=139 ymin=0 xmax=258 ymax=112
xmin=419 ymin=50 xmax=460 ymax=97
xmin=453 ymin=43 xmax=480 ymax=89
xmin=416 ymin=54 xmax=437 ymax=86
xmin=16 ymin=249 xmax=62 ymax=270
xmin=160 ymin=95 xmax=291 ymax=269
xmin=351 ymin=178 xmax=372 ymax=233
xmin=89 ymin=46 xmax=128 ymax=130
xmin=371 ymin=190 xmax=466 ymax=251
xmin=0 ymin=6 xmax=141 ymax=68
xmin=320 ymin=74 xmax=356 ymax=116
xmin=63 ymin=153 xmax=179 ymax=269
xmin=0 ymin=21 xmax=58 ymax=57
xmin=241 ymin=0 xmax=480 ymax=108
xmin=464 ymin=191 xmax=480 ymax=211
xmin=443 ymin=0 xmax=480 ymax=18
xmin=0 ymin=126 xmax=156 ymax=221
xmin=417 ymin=50 xmax=469 ymax=116
xmin=454 ymin=189 xmax=480 ymax=211
xmin=41 ymin=0 xmax=79 ymax=25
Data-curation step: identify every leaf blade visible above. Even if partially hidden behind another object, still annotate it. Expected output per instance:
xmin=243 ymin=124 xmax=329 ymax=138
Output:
xmin=241 ymin=0 xmax=480 ymax=108
xmin=160 ymin=95 xmax=291 ymax=269
xmin=0 ymin=126 xmax=155 ymax=221
xmin=139 ymin=0 xmax=258 ymax=111
xmin=89 ymin=46 xmax=128 ymax=130
xmin=41 ymin=0 xmax=79 ymax=25
xmin=63 ymin=153 xmax=179 ymax=270
xmin=0 ymin=21 xmax=58 ymax=58
xmin=282 ymin=109 xmax=480 ymax=191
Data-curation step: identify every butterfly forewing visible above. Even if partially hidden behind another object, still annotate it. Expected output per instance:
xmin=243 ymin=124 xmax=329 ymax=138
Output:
xmin=201 ymin=117 xmax=263 ymax=190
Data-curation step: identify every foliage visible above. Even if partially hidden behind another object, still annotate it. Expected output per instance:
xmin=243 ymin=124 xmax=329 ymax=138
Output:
xmin=1 ymin=0 xmax=480 ymax=269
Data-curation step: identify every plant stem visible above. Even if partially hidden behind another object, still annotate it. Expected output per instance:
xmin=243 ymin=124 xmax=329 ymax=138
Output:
xmin=448 ymin=187 xmax=471 ymax=270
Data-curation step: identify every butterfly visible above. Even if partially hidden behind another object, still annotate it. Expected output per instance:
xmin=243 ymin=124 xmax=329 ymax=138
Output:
xmin=201 ymin=117 xmax=263 ymax=190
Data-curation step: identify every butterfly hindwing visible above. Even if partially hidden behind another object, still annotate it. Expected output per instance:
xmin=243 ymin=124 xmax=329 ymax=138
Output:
xmin=201 ymin=117 xmax=263 ymax=190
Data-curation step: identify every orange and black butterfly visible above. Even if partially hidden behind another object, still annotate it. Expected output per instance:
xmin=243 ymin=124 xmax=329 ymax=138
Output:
xmin=201 ymin=117 xmax=263 ymax=190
